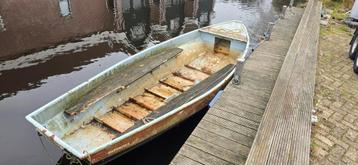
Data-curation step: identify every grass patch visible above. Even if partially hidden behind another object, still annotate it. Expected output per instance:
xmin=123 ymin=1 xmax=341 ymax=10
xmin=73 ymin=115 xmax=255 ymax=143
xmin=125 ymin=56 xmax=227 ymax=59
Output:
xmin=322 ymin=0 xmax=351 ymax=20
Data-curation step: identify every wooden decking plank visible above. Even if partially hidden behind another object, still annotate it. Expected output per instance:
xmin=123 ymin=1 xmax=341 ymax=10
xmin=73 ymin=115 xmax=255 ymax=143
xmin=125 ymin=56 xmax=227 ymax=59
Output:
xmin=96 ymin=111 xmax=135 ymax=133
xmin=249 ymin=51 xmax=284 ymax=61
xmin=222 ymin=87 xmax=269 ymax=102
xmin=214 ymin=97 xmax=265 ymax=115
xmin=179 ymin=144 xmax=233 ymax=165
xmin=186 ymin=136 xmax=245 ymax=164
xmin=244 ymin=63 xmax=281 ymax=75
xmin=245 ymin=0 xmax=317 ymax=164
xmin=193 ymin=127 xmax=251 ymax=155
xmin=170 ymin=155 xmax=203 ymax=165
xmin=267 ymin=25 xmax=309 ymax=164
xmin=242 ymin=69 xmax=277 ymax=83
xmin=222 ymin=94 xmax=268 ymax=110
xmin=202 ymin=115 xmax=257 ymax=137
xmin=246 ymin=55 xmax=283 ymax=67
xmin=212 ymin=105 xmax=262 ymax=123
xmin=231 ymin=85 xmax=271 ymax=98
xmin=196 ymin=120 xmax=254 ymax=148
xmin=288 ymin=2 xmax=320 ymax=165
xmin=208 ymin=108 xmax=260 ymax=128
xmin=256 ymin=46 xmax=288 ymax=56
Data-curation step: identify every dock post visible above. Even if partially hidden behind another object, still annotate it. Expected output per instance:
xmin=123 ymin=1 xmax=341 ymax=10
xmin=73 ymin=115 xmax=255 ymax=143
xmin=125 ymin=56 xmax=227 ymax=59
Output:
xmin=264 ymin=22 xmax=275 ymax=41
xmin=289 ymin=0 xmax=294 ymax=7
xmin=233 ymin=58 xmax=245 ymax=85
xmin=281 ymin=5 xmax=288 ymax=19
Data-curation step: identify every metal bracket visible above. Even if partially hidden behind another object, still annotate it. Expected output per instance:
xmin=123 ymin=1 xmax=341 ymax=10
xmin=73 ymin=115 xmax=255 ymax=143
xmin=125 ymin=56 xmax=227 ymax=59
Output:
xmin=233 ymin=58 xmax=245 ymax=85
xmin=281 ymin=5 xmax=288 ymax=19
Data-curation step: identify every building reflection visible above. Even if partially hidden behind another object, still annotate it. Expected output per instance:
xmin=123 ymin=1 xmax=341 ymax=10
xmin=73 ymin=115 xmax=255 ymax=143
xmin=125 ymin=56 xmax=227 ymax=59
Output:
xmin=119 ymin=0 xmax=215 ymax=47
xmin=0 ymin=0 xmax=215 ymax=59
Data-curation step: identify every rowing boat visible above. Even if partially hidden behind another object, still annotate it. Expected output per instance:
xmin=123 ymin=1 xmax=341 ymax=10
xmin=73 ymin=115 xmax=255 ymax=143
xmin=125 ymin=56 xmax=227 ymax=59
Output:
xmin=26 ymin=20 xmax=249 ymax=164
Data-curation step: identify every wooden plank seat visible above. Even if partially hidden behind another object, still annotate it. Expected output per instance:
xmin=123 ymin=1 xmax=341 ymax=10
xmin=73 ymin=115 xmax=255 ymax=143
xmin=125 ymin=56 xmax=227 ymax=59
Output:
xmin=95 ymin=111 xmax=135 ymax=133
xmin=115 ymin=102 xmax=150 ymax=120
xmin=130 ymin=92 xmax=165 ymax=111
xmin=174 ymin=67 xmax=210 ymax=82
xmin=64 ymin=48 xmax=183 ymax=116
xmin=145 ymin=83 xmax=181 ymax=100
xmin=160 ymin=75 xmax=195 ymax=92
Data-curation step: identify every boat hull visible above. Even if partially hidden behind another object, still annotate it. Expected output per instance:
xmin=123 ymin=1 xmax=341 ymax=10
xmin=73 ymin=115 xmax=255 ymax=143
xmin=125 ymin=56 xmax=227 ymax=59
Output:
xmin=85 ymin=74 xmax=232 ymax=164
xmin=26 ymin=21 xmax=250 ymax=164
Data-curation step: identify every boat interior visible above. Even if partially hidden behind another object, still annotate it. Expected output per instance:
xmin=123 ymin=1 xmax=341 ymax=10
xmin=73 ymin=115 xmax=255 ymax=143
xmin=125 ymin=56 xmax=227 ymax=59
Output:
xmin=27 ymin=22 xmax=248 ymax=155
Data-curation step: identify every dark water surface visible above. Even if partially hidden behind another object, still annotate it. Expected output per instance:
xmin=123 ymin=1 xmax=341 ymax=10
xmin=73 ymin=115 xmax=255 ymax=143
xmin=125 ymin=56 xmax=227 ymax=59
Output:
xmin=0 ymin=0 xmax=297 ymax=164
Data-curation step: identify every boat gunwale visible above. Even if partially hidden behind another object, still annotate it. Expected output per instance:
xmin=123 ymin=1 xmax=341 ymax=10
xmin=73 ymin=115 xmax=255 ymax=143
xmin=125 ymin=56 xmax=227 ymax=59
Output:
xmin=25 ymin=20 xmax=250 ymax=159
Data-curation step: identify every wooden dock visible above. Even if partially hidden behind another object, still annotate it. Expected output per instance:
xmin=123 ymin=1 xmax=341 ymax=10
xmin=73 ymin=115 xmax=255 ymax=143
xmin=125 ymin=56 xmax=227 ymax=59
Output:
xmin=170 ymin=0 xmax=321 ymax=164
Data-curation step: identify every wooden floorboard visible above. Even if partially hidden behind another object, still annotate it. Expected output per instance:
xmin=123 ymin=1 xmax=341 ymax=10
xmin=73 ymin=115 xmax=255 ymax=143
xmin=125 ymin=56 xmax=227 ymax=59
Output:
xmin=170 ymin=155 xmax=203 ymax=165
xmin=171 ymin=6 xmax=304 ymax=165
xmin=178 ymin=144 xmax=234 ymax=165
xmin=197 ymin=118 xmax=255 ymax=146
xmin=201 ymin=116 xmax=257 ymax=138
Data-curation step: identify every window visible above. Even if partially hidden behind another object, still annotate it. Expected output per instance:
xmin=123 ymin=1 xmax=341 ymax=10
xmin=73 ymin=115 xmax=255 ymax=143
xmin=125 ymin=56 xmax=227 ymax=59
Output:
xmin=0 ymin=15 xmax=5 ymax=32
xmin=59 ymin=0 xmax=71 ymax=17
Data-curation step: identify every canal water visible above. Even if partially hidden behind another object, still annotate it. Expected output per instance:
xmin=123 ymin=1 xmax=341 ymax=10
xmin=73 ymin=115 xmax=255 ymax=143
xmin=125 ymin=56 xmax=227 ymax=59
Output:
xmin=0 ymin=0 xmax=301 ymax=164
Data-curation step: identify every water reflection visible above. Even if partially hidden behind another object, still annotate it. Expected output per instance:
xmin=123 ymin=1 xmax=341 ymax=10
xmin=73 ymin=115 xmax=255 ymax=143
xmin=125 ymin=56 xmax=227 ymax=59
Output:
xmin=0 ymin=43 xmax=130 ymax=100
xmin=0 ymin=0 xmax=299 ymax=164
